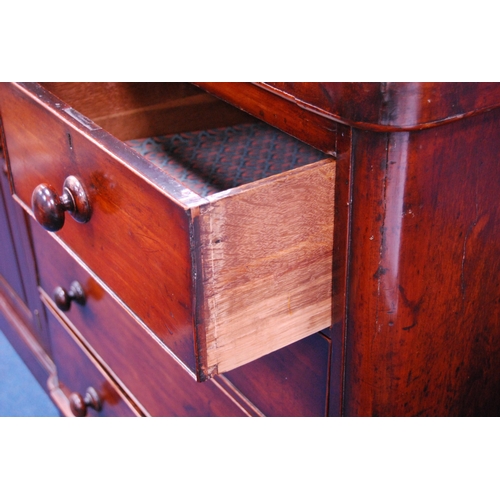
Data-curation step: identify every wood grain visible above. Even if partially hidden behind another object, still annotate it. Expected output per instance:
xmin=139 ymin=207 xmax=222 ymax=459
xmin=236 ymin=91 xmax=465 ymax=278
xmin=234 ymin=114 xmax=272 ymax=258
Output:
xmin=40 ymin=82 xmax=256 ymax=141
xmin=40 ymin=83 xmax=202 ymax=119
xmin=4 ymin=81 xmax=500 ymax=416
xmin=195 ymin=158 xmax=336 ymax=376
xmin=345 ymin=108 xmax=500 ymax=416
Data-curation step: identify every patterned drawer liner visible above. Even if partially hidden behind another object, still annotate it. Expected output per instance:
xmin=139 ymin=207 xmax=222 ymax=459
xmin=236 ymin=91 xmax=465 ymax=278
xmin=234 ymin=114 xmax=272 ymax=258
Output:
xmin=126 ymin=123 xmax=328 ymax=197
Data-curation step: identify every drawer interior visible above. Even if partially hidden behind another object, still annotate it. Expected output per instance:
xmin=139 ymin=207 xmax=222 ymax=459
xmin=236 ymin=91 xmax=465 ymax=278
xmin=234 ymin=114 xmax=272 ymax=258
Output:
xmin=40 ymin=83 xmax=329 ymax=197
xmin=126 ymin=123 xmax=327 ymax=197
xmin=223 ymin=330 xmax=331 ymax=416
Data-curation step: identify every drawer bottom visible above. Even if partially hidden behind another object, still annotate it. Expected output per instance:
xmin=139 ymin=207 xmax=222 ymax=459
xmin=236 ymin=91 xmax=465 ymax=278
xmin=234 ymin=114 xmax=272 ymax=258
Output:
xmin=126 ymin=122 xmax=328 ymax=197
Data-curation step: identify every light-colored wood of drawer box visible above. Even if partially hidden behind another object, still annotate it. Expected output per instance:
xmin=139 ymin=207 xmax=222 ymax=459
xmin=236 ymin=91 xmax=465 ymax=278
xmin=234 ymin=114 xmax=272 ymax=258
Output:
xmin=32 ymin=221 xmax=251 ymax=416
xmin=0 ymin=82 xmax=336 ymax=380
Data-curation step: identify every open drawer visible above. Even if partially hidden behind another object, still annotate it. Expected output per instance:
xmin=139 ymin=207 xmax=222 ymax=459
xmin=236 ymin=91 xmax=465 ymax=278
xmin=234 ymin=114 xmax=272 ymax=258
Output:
xmin=0 ymin=82 xmax=335 ymax=380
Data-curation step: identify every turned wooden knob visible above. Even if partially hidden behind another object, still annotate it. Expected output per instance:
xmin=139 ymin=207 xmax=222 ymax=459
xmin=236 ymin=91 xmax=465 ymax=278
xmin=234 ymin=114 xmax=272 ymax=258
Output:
xmin=53 ymin=281 xmax=86 ymax=311
xmin=69 ymin=387 xmax=102 ymax=417
xmin=31 ymin=175 xmax=91 ymax=231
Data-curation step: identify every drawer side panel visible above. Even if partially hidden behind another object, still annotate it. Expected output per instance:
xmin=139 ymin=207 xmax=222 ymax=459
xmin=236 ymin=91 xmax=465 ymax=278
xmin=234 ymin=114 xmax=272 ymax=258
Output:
xmin=196 ymin=158 xmax=335 ymax=376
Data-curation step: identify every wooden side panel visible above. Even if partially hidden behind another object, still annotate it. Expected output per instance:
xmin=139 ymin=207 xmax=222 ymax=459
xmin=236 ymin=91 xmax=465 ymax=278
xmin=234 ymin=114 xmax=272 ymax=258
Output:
xmin=40 ymin=83 xmax=204 ymax=121
xmin=345 ymin=108 xmax=500 ymax=416
xmin=195 ymin=158 xmax=336 ymax=377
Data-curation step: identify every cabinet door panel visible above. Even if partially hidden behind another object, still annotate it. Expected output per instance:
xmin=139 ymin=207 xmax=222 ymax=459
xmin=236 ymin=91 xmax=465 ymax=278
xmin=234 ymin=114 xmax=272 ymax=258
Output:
xmin=0 ymin=154 xmax=51 ymax=355
xmin=0 ymin=164 xmax=26 ymax=302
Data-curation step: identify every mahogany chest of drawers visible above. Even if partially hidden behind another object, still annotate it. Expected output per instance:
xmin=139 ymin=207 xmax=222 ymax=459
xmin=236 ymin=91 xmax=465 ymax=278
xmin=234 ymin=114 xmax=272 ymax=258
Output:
xmin=1 ymin=82 xmax=500 ymax=416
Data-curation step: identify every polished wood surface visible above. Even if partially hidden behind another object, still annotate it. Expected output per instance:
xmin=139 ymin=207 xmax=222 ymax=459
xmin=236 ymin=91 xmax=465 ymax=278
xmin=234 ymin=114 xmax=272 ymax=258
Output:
xmin=261 ymin=82 xmax=500 ymax=131
xmin=2 ymin=82 xmax=500 ymax=416
xmin=328 ymin=123 xmax=353 ymax=416
xmin=345 ymin=107 xmax=500 ymax=416
xmin=32 ymin=222 xmax=248 ymax=416
xmin=0 ymin=167 xmax=53 ymax=388
xmin=46 ymin=306 xmax=140 ymax=417
xmin=1 ymin=147 xmax=55 ymax=397
xmin=0 ymin=273 xmax=54 ymax=392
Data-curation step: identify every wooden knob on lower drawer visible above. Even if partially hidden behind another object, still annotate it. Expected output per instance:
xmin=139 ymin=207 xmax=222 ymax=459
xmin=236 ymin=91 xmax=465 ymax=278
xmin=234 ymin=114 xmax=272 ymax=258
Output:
xmin=53 ymin=281 xmax=86 ymax=311
xmin=69 ymin=387 xmax=102 ymax=417
xmin=31 ymin=175 xmax=91 ymax=232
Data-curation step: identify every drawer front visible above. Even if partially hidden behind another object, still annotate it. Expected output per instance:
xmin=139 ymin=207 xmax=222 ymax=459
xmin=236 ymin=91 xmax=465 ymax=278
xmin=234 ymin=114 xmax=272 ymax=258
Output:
xmin=223 ymin=331 xmax=331 ymax=417
xmin=0 ymin=82 xmax=198 ymax=372
xmin=46 ymin=305 xmax=140 ymax=417
xmin=32 ymin=222 xmax=247 ymax=416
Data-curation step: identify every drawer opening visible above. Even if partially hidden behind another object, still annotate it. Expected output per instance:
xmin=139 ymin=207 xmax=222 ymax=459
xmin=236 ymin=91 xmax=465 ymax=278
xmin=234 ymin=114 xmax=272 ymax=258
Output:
xmin=40 ymin=82 xmax=329 ymax=198
xmin=6 ymin=82 xmax=336 ymax=380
